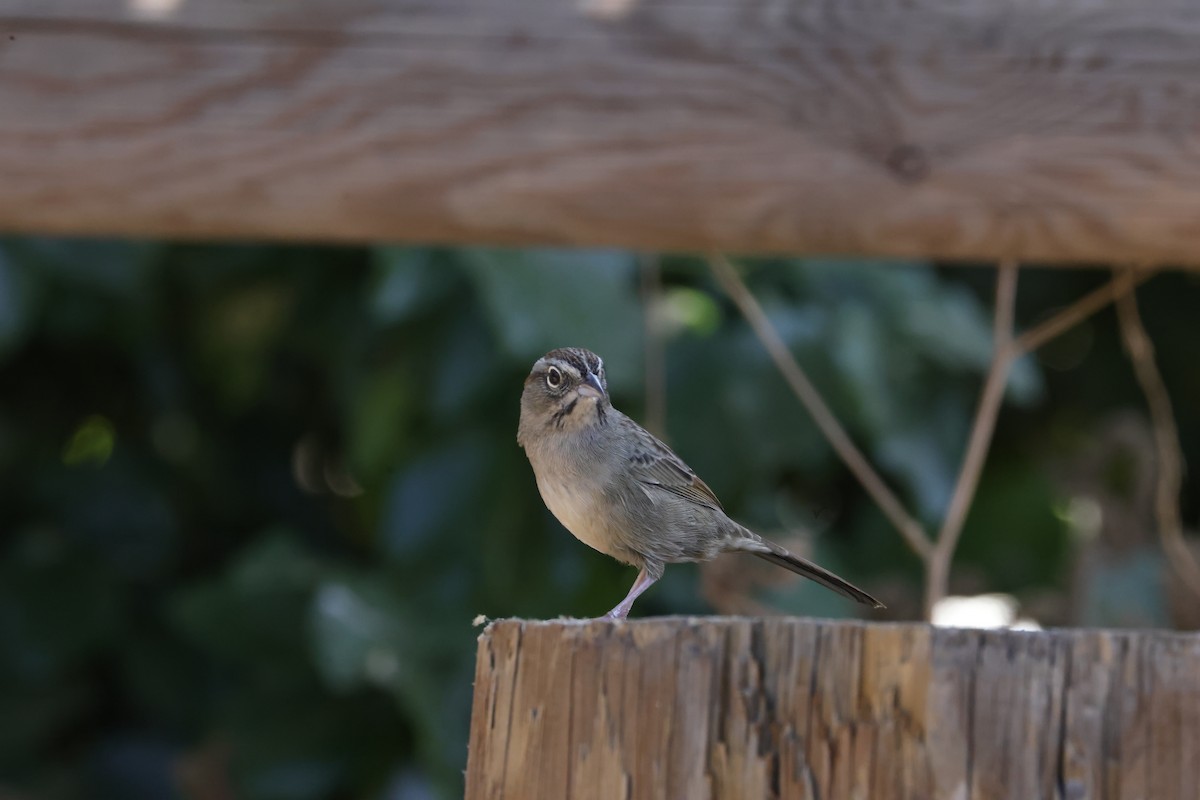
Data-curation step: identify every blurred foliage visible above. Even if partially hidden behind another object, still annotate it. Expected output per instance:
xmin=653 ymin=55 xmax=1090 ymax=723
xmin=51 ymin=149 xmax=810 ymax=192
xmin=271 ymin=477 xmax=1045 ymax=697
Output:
xmin=1 ymin=239 xmax=1199 ymax=798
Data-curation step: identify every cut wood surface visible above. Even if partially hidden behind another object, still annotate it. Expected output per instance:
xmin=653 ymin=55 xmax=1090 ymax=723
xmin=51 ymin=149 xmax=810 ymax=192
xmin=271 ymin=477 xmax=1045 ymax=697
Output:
xmin=466 ymin=617 xmax=1200 ymax=800
xmin=4 ymin=1 xmax=1200 ymax=264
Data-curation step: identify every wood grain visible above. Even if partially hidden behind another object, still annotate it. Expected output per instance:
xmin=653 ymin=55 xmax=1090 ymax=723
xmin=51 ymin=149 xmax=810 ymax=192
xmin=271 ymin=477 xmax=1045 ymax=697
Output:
xmin=466 ymin=618 xmax=1200 ymax=800
xmin=4 ymin=1 xmax=1200 ymax=264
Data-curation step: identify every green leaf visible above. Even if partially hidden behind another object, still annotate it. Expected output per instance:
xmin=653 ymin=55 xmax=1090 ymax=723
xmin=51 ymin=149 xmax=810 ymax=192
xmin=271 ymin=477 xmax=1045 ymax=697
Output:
xmin=666 ymin=330 xmax=832 ymax=495
xmin=958 ymin=461 xmax=1068 ymax=590
xmin=370 ymin=248 xmax=455 ymax=324
xmin=309 ymin=578 xmax=409 ymax=695
xmin=380 ymin=435 xmax=491 ymax=558
xmin=347 ymin=368 xmax=413 ymax=483
xmin=0 ymin=678 xmax=94 ymax=760
xmin=429 ymin=313 xmax=501 ymax=421
xmin=7 ymin=238 xmax=161 ymax=296
xmin=193 ymin=280 xmax=295 ymax=409
xmin=170 ymin=532 xmax=325 ymax=666
xmin=0 ymin=529 xmax=122 ymax=680
xmin=827 ymin=303 xmax=894 ymax=434
xmin=459 ymin=248 xmax=643 ymax=391
xmin=875 ymin=396 xmax=968 ymax=522
xmin=0 ymin=248 xmax=37 ymax=358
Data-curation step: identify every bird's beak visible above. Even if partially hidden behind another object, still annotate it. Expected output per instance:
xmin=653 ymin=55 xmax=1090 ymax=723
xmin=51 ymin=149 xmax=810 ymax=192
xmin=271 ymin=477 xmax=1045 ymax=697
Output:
xmin=577 ymin=372 xmax=605 ymax=400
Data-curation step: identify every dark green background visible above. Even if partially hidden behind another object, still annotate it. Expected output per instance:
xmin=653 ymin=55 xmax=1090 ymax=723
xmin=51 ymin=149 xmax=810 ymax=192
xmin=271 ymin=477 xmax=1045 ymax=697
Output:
xmin=1 ymin=241 xmax=1196 ymax=798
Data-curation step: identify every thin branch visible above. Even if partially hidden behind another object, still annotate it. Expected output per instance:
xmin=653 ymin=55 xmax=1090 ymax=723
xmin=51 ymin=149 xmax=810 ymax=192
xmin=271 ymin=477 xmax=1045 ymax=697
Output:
xmin=708 ymin=253 xmax=933 ymax=560
xmin=640 ymin=253 xmax=667 ymax=438
xmin=1013 ymin=270 xmax=1153 ymax=355
xmin=924 ymin=262 xmax=1019 ymax=616
xmin=1114 ymin=277 xmax=1200 ymax=601
xmin=710 ymin=253 xmax=1166 ymax=622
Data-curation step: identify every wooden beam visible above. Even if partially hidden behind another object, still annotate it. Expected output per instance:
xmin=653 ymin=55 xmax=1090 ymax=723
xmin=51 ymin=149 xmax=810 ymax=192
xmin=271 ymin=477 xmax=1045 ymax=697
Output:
xmin=467 ymin=618 xmax=1200 ymax=799
xmin=4 ymin=2 xmax=1200 ymax=264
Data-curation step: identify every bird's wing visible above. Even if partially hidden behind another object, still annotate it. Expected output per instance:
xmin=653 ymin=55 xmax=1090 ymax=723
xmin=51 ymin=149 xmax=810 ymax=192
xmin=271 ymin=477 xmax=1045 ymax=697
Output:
xmin=627 ymin=428 xmax=724 ymax=512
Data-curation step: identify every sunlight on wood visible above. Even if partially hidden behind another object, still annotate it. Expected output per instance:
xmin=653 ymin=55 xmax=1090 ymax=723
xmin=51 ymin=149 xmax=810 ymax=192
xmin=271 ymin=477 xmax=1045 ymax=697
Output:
xmin=931 ymin=593 xmax=1041 ymax=631
xmin=127 ymin=0 xmax=184 ymax=20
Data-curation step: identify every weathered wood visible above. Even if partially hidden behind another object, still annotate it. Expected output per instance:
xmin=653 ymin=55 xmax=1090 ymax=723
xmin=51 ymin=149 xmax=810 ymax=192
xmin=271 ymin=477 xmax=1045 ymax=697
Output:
xmin=4 ymin=2 xmax=1200 ymax=264
xmin=466 ymin=618 xmax=1200 ymax=800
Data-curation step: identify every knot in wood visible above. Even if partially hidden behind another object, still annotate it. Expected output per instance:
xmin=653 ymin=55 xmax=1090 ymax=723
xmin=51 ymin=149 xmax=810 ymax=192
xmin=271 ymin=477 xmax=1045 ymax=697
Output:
xmin=885 ymin=143 xmax=930 ymax=184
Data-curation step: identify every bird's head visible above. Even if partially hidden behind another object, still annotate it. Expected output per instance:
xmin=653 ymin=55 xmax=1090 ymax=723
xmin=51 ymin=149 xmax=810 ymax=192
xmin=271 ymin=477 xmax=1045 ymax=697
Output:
xmin=518 ymin=347 xmax=609 ymax=442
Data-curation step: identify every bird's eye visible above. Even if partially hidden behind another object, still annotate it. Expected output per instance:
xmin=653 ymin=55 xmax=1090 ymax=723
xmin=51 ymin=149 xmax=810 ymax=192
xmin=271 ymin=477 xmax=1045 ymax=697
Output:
xmin=545 ymin=367 xmax=563 ymax=389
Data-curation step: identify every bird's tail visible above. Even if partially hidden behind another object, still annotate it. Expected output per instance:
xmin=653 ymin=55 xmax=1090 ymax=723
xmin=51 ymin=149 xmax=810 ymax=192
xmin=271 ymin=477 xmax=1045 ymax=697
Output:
xmin=728 ymin=527 xmax=885 ymax=609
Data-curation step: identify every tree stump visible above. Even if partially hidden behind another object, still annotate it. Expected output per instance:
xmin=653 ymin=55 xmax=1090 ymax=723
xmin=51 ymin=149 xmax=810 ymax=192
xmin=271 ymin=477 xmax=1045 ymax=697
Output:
xmin=466 ymin=618 xmax=1200 ymax=799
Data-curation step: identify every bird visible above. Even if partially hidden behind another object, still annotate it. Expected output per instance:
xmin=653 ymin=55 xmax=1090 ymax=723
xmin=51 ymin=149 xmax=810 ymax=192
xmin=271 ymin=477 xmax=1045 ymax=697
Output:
xmin=517 ymin=346 xmax=884 ymax=619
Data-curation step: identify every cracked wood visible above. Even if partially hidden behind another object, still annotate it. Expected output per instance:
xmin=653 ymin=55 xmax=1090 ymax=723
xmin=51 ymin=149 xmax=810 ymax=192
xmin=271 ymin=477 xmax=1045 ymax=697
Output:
xmin=466 ymin=618 xmax=1200 ymax=800
xmin=4 ymin=1 xmax=1200 ymax=263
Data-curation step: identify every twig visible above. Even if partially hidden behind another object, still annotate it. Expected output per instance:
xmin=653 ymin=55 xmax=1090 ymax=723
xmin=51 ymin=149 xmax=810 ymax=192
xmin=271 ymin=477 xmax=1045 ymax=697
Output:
xmin=924 ymin=262 xmax=1019 ymax=616
xmin=640 ymin=253 xmax=667 ymax=438
xmin=1114 ymin=276 xmax=1200 ymax=601
xmin=708 ymin=253 xmax=933 ymax=560
xmin=710 ymin=253 xmax=1165 ymax=621
xmin=1013 ymin=270 xmax=1152 ymax=355
xmin=921 ymin=266 xmax=1151 ymax=615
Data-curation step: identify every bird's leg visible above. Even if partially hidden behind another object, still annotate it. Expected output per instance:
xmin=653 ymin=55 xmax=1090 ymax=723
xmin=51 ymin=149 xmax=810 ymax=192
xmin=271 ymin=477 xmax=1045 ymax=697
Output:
xmin=603 ymin=567 xmax=657 ymax=620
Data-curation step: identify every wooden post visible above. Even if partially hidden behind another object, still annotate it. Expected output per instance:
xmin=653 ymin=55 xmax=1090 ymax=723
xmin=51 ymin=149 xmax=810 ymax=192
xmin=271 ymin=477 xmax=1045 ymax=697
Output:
xmin=466 ymin=618 xmax=1200 ymax=800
